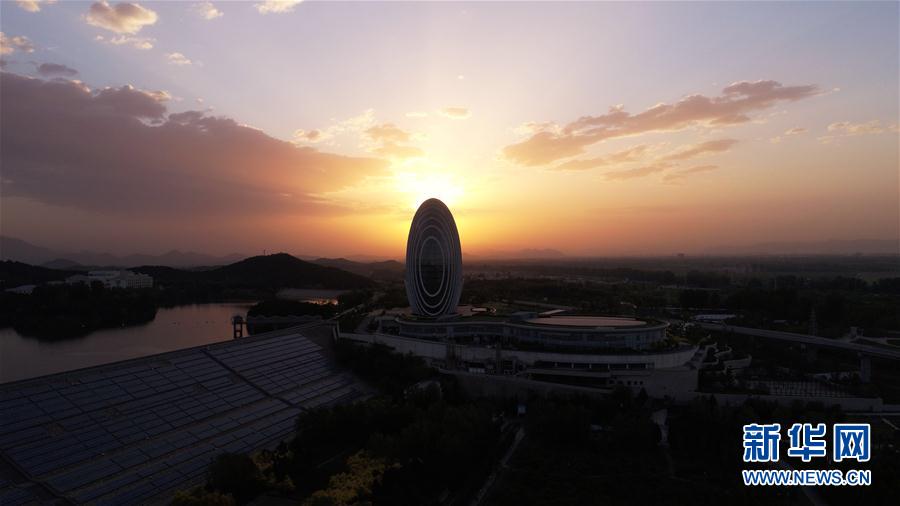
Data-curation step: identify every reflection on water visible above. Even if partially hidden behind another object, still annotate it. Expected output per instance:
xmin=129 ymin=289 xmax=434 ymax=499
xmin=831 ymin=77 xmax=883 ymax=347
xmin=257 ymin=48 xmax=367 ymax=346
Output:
xmin=0 ymin=302 xmax=255 ymax=384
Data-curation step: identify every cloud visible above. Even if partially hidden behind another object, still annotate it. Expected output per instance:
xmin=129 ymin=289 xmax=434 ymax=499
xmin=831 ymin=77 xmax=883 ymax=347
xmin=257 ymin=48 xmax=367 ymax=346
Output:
xmin=439 ymin=107 xmax=470 ymax=119
xmin=166 ymin=52 xmax=192 ymax=66
xmin=373 ymin=143 xmax=425 ymax=159
xmin=194 ymin=1 xmax=223 ymax=20
xmin=503 ymin=80 xmax=821 ymax=166
xmin=603 ymin=163 xmax=673 ymax=181
xmin=95 ymin=34 xmax=154 ymax=50
xmin=256 ymin=0 xmax=302 ymax=14
xmin=365 ymin=123 xmax=412 ymax=144
xmin=16 ymin=0 xmax=57 ymax=13
xmin=552 ymin=144 xmax=650 ymax=171
xmin=85 ymin=1 xmax=158 ymax=34
xmin=292 ymin=109 xmax=375 ymax=146
xmin=293 ymin=129 xmax=331 ymax=143
xmin=552 ymin=139 xmax=734 ymax=174
xmin=513 ymin=121 xmax=560 ymax=137
xmin=770 ymin=127 xmax=806 ymax=144
xmin=662 ymin=165 xmax=719 ymax=185
xmin=36 ymin=62 xmax=79 ymax=78
xmin=0 ymin=72 xmax=388 ymax=217
xmin=827 ymin=120 xmax=891 ymax=135
xmin=364 ymin=123 xmax=423 ymax=160
xmin=294 ymin=113 xmax=425 ymax=161
xmin=819 ymin=120 xmax=899 ymax=143
xmin=0 ymin=33 xmax=35 ymax=55
xmin=661 ymin=138 xmax=738 ymax=161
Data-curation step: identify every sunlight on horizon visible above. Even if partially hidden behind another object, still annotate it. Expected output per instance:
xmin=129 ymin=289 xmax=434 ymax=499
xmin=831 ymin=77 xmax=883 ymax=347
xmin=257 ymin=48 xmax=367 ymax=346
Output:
xmin=395 ymin=171 xmax=466 ymax=211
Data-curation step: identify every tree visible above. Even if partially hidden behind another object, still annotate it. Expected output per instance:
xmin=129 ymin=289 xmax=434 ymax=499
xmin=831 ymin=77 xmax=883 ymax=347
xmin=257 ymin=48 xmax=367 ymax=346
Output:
xmin=170 ymin=487 xmax=236 ymax=506
xmin=303 ymin=452 xmax=390 ymax=506
xmin=207 ymin=453 xmax=265 ymax=504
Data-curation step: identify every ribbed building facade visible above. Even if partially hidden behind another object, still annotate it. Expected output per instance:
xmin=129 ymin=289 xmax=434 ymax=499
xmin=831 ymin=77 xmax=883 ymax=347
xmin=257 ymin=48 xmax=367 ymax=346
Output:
xmin=404 ymin=198 xmax=463 ymax=317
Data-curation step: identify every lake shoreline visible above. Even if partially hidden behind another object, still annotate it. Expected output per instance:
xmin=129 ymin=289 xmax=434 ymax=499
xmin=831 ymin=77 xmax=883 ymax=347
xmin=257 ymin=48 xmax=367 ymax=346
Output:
xmin=0 ymin=302 xmax=258 ymax=384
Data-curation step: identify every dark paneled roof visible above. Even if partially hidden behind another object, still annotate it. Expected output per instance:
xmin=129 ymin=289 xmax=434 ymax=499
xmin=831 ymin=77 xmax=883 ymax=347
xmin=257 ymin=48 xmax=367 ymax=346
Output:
xmin=0 ymin=323 xmax=365 ymax=505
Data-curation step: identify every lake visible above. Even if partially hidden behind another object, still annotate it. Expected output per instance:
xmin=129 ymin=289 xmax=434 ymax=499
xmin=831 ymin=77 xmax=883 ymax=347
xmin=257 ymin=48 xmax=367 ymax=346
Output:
xmin=0 ymin=302 xmax=256 ymax=384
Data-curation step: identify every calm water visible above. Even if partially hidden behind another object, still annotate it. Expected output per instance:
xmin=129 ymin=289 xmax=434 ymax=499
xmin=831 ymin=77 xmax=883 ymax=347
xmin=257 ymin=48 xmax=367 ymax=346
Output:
xmin=0 ymin=302 xmax=255 ymax=384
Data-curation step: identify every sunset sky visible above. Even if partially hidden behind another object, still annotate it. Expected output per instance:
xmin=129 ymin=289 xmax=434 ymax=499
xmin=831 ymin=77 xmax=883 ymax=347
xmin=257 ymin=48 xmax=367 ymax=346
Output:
xmin=1 ymin=1 xmax=898 ymax=259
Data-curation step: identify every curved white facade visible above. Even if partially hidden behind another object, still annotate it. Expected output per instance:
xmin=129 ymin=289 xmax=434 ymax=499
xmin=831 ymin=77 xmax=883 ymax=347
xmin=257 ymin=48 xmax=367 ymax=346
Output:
xmin=405 ymin=198 xmax=463 ymax=317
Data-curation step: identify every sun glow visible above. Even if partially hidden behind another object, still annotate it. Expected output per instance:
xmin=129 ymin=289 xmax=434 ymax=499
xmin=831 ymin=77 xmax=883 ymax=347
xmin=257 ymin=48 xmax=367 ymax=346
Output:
xmin=395 ymin=171 xmax=465 ymax=210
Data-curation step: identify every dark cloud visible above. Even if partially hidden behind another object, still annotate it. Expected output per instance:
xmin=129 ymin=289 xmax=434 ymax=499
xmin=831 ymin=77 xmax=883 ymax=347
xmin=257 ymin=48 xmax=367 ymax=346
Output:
xmin=36 ymin=62 xmax=79 ymax=78
xmin=504 ymin=80 xmax=820 ymax=166
xmin=0 ymin=72 xmax=388 ymax=216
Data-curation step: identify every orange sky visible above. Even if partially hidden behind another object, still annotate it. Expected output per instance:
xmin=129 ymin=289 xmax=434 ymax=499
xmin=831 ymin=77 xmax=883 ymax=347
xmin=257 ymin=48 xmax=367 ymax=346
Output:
xmin=1 ymin=1 xmax=898 ymax=259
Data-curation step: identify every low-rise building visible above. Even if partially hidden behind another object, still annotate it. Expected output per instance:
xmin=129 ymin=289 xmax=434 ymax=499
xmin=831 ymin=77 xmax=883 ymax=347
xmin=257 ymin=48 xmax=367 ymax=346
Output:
xmin=65 ymin=270 xmax=153 ymax=289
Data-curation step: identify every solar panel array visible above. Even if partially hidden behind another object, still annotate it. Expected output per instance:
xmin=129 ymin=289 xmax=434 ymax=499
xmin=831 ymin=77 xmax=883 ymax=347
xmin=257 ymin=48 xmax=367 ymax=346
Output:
xmin=0 ymin=325 xmax=366 ymax=505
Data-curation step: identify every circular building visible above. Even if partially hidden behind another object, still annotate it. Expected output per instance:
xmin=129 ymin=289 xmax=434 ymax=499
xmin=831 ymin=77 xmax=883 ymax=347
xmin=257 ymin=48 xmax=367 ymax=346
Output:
xmin=405 ymin=198 xmax=463 ymax=317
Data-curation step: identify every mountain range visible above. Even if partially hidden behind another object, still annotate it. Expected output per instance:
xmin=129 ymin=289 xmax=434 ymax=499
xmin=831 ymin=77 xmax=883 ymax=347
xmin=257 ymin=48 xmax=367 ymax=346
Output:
xmin=4 ymin=236 xmax=896 ymax=271
xmin=1 ymin=253 xmax=375 ymax=290
xmin=312 ymin=257 xmax=404 ymax=280
xmin=0 ymin=236 xmax=246 ymax=268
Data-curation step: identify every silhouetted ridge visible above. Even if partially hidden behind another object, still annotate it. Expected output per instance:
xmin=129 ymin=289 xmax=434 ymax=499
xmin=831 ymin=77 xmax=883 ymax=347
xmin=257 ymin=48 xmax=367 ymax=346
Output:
xmin=133 ymin=253 xmax=374 ymax=289
xmin=312 ymin=257 xmax=404 ymax=279
xmin=206 ymin=253 xmax=370 ymax=288
xmin=0 ymin=261 xmax=75 ymax=289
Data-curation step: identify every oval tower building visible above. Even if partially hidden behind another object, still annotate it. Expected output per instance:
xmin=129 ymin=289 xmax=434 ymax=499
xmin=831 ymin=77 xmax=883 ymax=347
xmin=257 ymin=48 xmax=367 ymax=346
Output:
xmin=405 ymin=198 xmax=463 ymax=317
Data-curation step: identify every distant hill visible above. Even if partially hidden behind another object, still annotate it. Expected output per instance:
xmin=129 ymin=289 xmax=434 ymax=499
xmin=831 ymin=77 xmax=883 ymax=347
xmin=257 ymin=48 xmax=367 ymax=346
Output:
xmin=312 ymin=257 xmax=404 ymax=280
xmin=135 ymin=253 xmax=375 ymax=290
xmin=0 ymin=236 xmax=246 ymax=268
xmin=41 ymin=258 xmax=83 ymax=270
xmin=209 ymin=253 xmax=374 ymax=288
xmin=0 ymin=261 xmax=74 ymax=289
xmin=0 ymin=237 xmax=58 ymax=265
xmin=707 ymin=239 xmax=899 ymax=256
xmin=131 ymin=265 xmax=200 ymax=283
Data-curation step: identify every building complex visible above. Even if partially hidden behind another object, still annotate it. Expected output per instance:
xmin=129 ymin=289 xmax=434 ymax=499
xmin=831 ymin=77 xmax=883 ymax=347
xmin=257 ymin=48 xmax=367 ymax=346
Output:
xmin=341 ymin=199 xmax=703 ymax=398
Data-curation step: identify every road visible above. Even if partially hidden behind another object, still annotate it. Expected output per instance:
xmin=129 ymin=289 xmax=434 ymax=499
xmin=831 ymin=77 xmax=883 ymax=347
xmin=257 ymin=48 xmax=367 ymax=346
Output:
xmin=469 ymin=426 xmax=525 ymax=506
xmin=697 ymin=323 xmax=900 ymax=361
